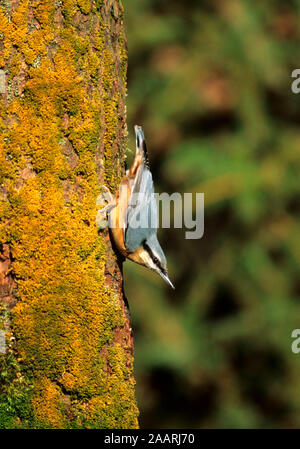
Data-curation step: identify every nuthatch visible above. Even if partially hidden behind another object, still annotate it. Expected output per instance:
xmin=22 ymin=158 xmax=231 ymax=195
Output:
xmin=97 ymin=126 xmax=174 ymax=289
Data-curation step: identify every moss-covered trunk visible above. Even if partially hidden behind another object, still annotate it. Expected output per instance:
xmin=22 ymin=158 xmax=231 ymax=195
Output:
xmin=0 ymin=0 xmax=138 ymax=429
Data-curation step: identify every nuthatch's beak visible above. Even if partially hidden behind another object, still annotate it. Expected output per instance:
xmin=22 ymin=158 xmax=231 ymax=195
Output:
xmin=159 ymin=271 xmax=175 ymax=290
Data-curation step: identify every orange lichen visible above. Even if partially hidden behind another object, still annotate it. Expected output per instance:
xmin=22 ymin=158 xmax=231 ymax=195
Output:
xmin=32 ymin=377 xmax=65 ymax=428
xmin=0 ymin=0 xmax=138 ymax=429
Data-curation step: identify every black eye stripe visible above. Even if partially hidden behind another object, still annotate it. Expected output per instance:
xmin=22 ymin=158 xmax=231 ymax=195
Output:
xmin=143 ymin=241 xmax=165 ymax=274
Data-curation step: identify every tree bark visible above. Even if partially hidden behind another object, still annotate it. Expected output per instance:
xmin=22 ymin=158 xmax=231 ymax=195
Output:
xmin=0 ymin=0 xmax=138 ymax=429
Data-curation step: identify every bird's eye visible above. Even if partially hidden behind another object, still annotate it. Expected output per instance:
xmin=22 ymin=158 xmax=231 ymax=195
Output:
xmin=153 ymin=257 xmax=159 ymax=265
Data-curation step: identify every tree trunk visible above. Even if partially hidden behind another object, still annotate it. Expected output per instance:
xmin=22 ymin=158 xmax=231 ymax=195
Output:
xmin=0 ymin=0 xmax=138 ymax=429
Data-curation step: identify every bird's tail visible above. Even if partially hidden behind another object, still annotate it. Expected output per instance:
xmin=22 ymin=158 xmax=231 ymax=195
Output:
xmin=134 ymin=125 xmax=149 ymax=167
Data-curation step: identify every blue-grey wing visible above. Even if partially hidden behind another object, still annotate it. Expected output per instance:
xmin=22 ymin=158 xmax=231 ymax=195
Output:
xmin=125 ymin=167 xmax=158 ymax=253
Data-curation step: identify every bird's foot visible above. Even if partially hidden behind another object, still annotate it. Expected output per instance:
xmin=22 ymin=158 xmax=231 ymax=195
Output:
xmin=96 ymin=185 xmax=116 ymax=230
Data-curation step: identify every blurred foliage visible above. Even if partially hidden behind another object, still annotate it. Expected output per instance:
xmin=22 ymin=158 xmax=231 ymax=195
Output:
xmin=124 ymin=0 xmax=300 ymax=428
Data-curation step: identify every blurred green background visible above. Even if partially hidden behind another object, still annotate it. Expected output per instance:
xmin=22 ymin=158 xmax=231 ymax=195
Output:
xmin=123 ymin=0 xmax=300 ymax=428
